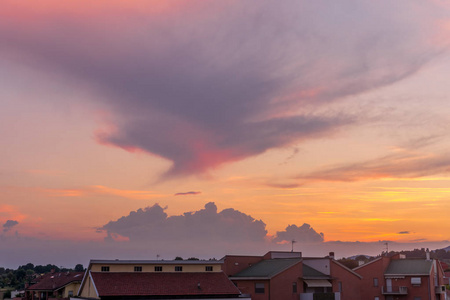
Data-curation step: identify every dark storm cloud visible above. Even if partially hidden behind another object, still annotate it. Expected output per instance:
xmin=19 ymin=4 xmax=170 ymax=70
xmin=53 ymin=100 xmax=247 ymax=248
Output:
xmin=273 ymin=224 xmax=324 ymax=243
xmin=1 ymin=0 xmax=447 ymax=176
xmin=3 ymin=220 xmax=19 ymax=232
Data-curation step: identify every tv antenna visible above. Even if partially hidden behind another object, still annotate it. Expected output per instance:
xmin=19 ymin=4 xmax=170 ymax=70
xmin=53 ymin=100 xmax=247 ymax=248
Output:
xmin=291 ymin=240 xmax=297 ymax=252
xmin=384 ymin=242 xmax=389 ymax=255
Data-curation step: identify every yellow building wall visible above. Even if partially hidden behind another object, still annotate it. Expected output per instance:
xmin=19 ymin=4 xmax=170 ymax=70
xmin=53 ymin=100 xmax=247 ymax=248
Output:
xmin=90 ymin=263 xmax=220 ymax=272
xmin=62 ymin=282 xmax=81 ymax=298
xmin=79 ymin=276 xmax=99 ymax=299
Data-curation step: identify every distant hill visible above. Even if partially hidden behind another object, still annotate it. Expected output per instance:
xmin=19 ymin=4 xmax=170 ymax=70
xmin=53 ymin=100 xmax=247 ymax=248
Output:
xmin=439 ymin=245 xmax=450 ymax=252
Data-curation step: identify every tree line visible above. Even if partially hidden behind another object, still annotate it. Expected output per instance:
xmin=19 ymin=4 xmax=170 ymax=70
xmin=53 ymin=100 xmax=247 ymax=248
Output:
xmin=0 ymin=263 xmax=84 ymax=290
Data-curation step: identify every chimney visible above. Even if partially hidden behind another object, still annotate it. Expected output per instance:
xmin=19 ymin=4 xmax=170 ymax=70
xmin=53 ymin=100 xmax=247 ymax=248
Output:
xmin=426 ymin=249 xmax=431 ymax=260
xmin=329 ymin=252 xmax=335 ymax=259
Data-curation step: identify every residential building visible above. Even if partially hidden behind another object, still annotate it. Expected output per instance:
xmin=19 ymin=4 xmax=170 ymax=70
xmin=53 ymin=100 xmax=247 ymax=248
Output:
xmin=223 ymin=251 xmax=362 ymax=300
xmin=354 ymin=252 xmax=447 ymax=300
xmin=25 ymin=271 xmax=83 ymax=300
xmin=77 ymin=259 xmax=247 ymax=300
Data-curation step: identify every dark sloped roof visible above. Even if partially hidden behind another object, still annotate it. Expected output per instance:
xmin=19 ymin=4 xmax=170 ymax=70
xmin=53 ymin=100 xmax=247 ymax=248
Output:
xmin=385 ymin=259 xmax=432 ymax=275
xmin=231 ymin=258 xmax=301 ymax=278
xmin=302 ymin=264 xmax=329 ymax=279
xmin=90 ymin=272 xmax=240 ymax=297
xmin=27 ymin=272 xmax=84 ymax=291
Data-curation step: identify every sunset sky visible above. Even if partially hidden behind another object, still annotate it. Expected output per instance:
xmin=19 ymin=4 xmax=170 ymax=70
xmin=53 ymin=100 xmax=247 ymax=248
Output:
xmin=1 ymin=0 xmax=450 ymax=268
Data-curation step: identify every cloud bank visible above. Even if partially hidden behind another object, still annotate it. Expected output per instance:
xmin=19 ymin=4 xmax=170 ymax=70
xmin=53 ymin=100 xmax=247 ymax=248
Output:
xmin=1 ymin=0 xmax=448 ymax=177
xmin=100 ymin=202 xmax=325 ymax=247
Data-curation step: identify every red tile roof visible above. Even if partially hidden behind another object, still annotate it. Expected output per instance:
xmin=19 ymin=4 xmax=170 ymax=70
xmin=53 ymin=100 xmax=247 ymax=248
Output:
xmin=90 ymin=272 xmax=240 ymax=297
xmin=27 ymin=272 xmax=84 ymax=291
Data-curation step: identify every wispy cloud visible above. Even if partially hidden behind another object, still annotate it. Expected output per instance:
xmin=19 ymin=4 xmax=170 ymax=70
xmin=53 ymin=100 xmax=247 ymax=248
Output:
xmin=174 ymin=191 xmax=201 ymax=196
xmin=297 ymin=152 xmax=450 ymax=183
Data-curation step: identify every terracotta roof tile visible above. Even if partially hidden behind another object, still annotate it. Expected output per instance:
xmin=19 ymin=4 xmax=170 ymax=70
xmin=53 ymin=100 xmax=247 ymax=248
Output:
xmin=90 ymin=272 xmax=240 ymax=297
xmin=27 ymin=272 xmax=84 ymax=291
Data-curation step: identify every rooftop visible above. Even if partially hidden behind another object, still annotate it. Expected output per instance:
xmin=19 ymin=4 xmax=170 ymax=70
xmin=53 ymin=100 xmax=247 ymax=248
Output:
xmin=27 ymin=272 xmax=84 ymax=291
xmin=90 ymin=271 xmax=240 ymax=297
xmin=231 ymin=258 xmax=301 ymax=279
xmin=385 ymin=259 xmax=433 ymax=276
xmin=89 ymin=259 xmax=223 ymax=265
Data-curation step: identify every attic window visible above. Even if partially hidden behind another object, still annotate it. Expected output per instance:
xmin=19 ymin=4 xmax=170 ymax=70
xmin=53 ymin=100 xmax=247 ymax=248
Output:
xmin=205 ymin=266 xmax=213 ymax=272
xmin=134 ymin=266 xmax=142 ymax=272
xmin=411 ymin=277 xmax=421 ymax=285
xmin=101 ymin=266 xmax=110 ymax=272
xmin=175 ymin=266 xmax=183 ymax=272
xmin=154 ymin=266 xmax=162 ymax=272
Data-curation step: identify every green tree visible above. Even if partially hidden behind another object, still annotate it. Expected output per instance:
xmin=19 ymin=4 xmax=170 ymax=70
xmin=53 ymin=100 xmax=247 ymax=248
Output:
xmin=74 ymin=264 xmax=84 ymax=272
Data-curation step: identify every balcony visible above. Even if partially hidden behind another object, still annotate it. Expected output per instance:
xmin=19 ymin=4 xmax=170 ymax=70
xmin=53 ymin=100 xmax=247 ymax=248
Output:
xmin=382 ymin=286 xmax=408 ymax=295
xmin=435 ymin=285 xmax=446 ymax=294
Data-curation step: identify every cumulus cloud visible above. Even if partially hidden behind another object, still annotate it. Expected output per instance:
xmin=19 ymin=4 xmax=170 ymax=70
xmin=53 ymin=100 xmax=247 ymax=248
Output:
xmin=273 ymin=224 xmax=324 ymax=244
xmin=1 ymin=1 xmax=448 ymax=177
xmin=3 ymin=220 xmax=19 ymax=232
xmin=100 ymin=202 xmax=267 ymax=244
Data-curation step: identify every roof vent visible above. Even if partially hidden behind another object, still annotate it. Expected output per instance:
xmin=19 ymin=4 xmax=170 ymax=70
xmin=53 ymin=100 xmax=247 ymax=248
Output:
xmin=197 ymin=283 xmax=201 ymax=290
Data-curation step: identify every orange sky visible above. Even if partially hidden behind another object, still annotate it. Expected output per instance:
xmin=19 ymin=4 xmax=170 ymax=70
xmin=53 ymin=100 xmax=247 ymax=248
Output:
xmin=1 ymin=0 xmax=450 ymax=267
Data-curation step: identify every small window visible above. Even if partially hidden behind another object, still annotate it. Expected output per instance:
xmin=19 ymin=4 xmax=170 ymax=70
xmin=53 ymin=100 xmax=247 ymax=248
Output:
xmin=205 ymin=266 xmax=213 ymax=271
xmin=68 ymin=291 xmax=73 ymax=297
xmin=154 ymin=266 xmax=162 ymax=272
xmin=414 ymin=297 xmax=421 ymax=300
xmin=338 ymin=281 xmax=342 ymax=292
xmin=292 ymin=282 xmax=297 ymax=293
xmin=255 ymin=283 xmax=265 ymax=294
xmin=374 ymin=297 xmax=379 ymax=300
xmin=134 ymin=266 xmax=142 ymax=272
xmin=175 ymin=266 xmax=183 ymax=272
xmin=373 ymin=278 xmax=378 ymax=287
xmin=101 ymin=266 xmax=110 ymax=272
xmin=411 ymin=277 xmax=421 ymax=285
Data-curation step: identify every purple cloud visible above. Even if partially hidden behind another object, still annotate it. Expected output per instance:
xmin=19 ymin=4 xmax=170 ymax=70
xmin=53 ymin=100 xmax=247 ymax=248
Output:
xmin=174 ymin=191 xmax=201 ymax=196
xmin=273 ymin=224 xmax=324 ymax=244
xmin=100 ymin=202 xmax=267 ymax=244
xmin=0 ymin=1 xmax=447 ymax=176
xmin=3 ymin=220 xmax=19 ymax=232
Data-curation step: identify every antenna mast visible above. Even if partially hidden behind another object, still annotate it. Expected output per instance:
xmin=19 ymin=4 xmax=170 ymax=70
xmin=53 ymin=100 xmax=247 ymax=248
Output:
xmin=291 ymin=240 xmax=296 ymax=252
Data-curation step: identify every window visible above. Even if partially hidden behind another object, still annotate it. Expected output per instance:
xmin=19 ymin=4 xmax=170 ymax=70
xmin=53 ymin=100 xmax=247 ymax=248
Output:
xmin=134 ymin=266 xmax=142 ymax=272
xmin=255 ymin=283 xmax=265 ymax=294
xmin=205 ymin=266 xmax=213 ymax=272
xmin=413 ymin=297 xmax=421 ymax=300
xmin=101 ymin=266 xmax=109 ymax=272
xmin=175 ymin=266 xmax=183 ymax=272
xmin=373 ymin=277 xmax=379 ymax=287
xmin=411 ymin=277 xmax=421 ymax=285
xmin=68 ymin=291 xmax=73 ymax=297
xmin=292 ymin=282 xmax=297 ymax=293
xmin=154 ymin=266 xmax=162 ymax=272
xmin=374 ymin=297 xmax=379 ymax=300
xmin=338 ymin=281 xmax=342 ymax=292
